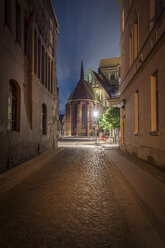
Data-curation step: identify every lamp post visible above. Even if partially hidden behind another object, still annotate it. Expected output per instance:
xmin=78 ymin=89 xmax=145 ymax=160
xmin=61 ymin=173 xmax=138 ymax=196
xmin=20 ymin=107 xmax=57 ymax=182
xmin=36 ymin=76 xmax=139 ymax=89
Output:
xmin=93 ymin=111 xmax=98 ymax=145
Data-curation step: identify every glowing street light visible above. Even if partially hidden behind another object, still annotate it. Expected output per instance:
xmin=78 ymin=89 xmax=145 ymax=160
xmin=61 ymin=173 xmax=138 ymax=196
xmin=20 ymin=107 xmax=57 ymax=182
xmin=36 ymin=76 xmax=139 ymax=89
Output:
xmin=93 ymin=111 xmax=98 ymax=118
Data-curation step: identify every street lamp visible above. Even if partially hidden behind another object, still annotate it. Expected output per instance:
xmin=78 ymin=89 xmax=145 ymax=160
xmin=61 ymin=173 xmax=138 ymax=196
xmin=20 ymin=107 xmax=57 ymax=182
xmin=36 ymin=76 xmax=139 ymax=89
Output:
xmin=93 ymin=110 xmax=99 ymax=144
xmin=93 ymin=111 xmax=98 ymax=118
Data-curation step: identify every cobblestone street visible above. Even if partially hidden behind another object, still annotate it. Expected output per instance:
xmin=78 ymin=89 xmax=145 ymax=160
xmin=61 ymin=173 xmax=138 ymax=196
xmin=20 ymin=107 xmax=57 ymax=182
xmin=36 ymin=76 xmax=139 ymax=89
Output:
xmin=0 ymin=145 xmax=164 ymax=248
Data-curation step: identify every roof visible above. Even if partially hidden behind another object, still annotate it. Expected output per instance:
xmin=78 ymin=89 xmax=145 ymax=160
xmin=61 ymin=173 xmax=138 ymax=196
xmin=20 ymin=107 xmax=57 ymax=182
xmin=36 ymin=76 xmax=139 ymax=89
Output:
xmin=68 ymin=78 xmax=95 ymax=101
xmin=99 ymin=57 xmax=120 ymax=68
xmin=92 ymin=71 xmax=111 ymax=98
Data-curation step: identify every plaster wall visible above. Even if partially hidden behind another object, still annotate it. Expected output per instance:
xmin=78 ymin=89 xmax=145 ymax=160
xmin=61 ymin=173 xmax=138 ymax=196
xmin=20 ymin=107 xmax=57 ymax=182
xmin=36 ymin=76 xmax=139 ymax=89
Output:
xmin=120 ymin=0 xmax=165 ymax=167
xmin=0 ymin=0 xmax=58 ymax=172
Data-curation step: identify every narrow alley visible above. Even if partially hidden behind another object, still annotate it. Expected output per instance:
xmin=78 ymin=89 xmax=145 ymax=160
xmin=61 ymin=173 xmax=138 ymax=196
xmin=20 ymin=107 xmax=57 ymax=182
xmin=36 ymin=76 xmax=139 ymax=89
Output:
xmin=0 ymin=141 xmax=164 ymax=248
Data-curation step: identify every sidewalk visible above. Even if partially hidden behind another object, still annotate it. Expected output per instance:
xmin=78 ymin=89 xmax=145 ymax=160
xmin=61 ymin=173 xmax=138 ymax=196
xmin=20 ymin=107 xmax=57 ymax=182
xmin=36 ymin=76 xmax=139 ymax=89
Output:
xmin=104 ymin=149 xmax=165 ymax=242
xmin=0 ymin=149 xmax=62 ymax=195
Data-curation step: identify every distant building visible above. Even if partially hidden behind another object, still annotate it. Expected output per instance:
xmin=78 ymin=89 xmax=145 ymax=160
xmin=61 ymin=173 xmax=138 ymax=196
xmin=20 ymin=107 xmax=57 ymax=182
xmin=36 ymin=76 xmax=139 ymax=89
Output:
xmin=58 ymin=114 xmax=65 ymax=136
xmin=98 ymin=58 xmax=121 ymax=106
xmin=65 ymin=59 xmax=120 ymax=137
xmin=119 ymin=0 xmax=165 ymax=167
xmin=0 ymin=0 xmax=59 ymax=172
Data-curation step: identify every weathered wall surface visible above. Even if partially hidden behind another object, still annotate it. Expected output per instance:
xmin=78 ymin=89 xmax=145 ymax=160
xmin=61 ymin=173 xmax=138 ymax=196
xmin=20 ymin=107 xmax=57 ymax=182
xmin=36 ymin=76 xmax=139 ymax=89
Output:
xmin=0 ymin=0 xmax=59 ymax=172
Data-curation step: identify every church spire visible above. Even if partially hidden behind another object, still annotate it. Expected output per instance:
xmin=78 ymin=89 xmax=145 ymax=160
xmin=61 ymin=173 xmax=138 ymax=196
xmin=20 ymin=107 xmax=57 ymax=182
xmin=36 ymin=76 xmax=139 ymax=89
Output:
xmin=80 ymin=60 xmax=84 ymax=79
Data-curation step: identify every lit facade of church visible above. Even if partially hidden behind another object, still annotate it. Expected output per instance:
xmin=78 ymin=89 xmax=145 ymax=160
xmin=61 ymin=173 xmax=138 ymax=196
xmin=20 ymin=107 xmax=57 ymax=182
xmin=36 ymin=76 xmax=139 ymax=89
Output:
xmin=64 ymin=58 xmax=120 ymax=136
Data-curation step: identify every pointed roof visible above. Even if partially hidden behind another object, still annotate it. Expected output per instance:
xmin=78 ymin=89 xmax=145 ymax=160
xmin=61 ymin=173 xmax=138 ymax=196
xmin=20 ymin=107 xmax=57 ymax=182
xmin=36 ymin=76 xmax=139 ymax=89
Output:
xmin=68 ymin=61 xmax=95 ymax=101
xmin=68 ymin=78 xmax=94 ymax=101
xmin=80 ymin=60 xmax=84 ymax=79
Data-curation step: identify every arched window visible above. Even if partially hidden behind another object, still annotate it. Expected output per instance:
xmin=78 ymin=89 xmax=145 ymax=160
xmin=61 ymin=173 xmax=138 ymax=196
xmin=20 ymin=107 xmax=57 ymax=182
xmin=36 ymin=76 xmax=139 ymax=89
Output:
xmin=82 ymin=104 xmax=87 ymax=128
xmin=111 ymin=74 xmax=115 ymax=80
xmin=89 ymin=104 xmax=92 ymax=129
xmin=8 ymin=80 xmax=20 ymax=131
xmin=74 ymin=104 xmax=77 ymax=128
xmin=41 ymin=104 xmax=47 ymax=135
xmin=89 ymin=74 xmax=92 ymax=83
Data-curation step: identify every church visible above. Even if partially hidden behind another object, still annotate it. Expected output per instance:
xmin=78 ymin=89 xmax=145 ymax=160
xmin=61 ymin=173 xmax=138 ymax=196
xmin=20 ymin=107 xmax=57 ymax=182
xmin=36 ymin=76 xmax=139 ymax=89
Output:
xmin=64 ymin=58 xmax=120 ymax=136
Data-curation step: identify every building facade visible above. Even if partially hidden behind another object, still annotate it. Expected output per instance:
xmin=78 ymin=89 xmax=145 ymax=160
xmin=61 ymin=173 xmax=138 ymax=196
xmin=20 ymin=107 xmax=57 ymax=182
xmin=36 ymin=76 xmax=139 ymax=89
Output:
xmin=58 ymin=114 xmax=65 ymax=136
xmin=119 ymin=0 xmax=165 ymax=167
xmin=65 ymin=59 xmax=120 ymax=137
xmin=0 ymin=0 xmax=59 ymax=172
xmin=98 ymin=58 xmax=121 ymax=106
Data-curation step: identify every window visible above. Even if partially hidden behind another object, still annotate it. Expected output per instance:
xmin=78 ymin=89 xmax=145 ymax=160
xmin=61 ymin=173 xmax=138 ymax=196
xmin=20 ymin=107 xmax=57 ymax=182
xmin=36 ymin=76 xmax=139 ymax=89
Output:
xmin=45 ymin=53 xmax=48 ymax=88
xmin=66 ymin=105 xmax=69 ymax=122
xmin=134 ymin=91 xmax=139 ymax=134
xmin=129 ymin=35 xmax=133 ymax=68
xmin=133 ymin=23 xmax=138 ymax=59
xmin=5 ymin=0 xmax=11 ymax=30
xmin=115 ymin=72 xmax=118 ymax=79
xmin=38 ymin=38 xmax=41 ymax=79
xmin=51 ymin=61 xmax=53 ymax=94
xmin=122 ymin=9 xmax=125 ymax=32
xmin=34 ymin=31 xmax=37 ymax=74
xmin=41 ymin=46 xmax=45 ymax=85
xmin=92 ymin=79 xmax=96 ymax=87
xmin=111 ymin=74 xmax=115 ymax=80
xmin=82 ymin=104 xmax=87 ymax=128
xmin=69 ymin=105 xmax=71 ymax=122
xmin=150 ymin=71 xmax=159 ymax=132
xmin=41 ymin=104 xmax=47 ymax=135
xmin=24 ymin=17 xmax=28 ymax=55
xmin=89 ymin=105 xmax=92 ymax=129
xmin=111 ymin=91 xmax=115 ymax=98
xmin=74 ymin=105 xmax=77 ymax=128
xmin=16 ymin=1 xmax=21 ymax=46
xmin=8 ymin=80 xmax=20 ymax=131
xmin=48 ymin=57 xmax=51 ymax=92
xmin=121 ymin=52 xmax=125 ymax=79
xmin=100 ymin=90 xmax=102 ymax=100
xmin=89 ymin=74 xmax=92 ymax=83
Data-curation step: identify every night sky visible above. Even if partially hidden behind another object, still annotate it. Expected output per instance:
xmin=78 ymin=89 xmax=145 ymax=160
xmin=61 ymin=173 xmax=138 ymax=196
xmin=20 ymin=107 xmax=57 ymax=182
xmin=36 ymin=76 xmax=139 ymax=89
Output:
xmin=53 ymin=0 xmax=120 ymax=114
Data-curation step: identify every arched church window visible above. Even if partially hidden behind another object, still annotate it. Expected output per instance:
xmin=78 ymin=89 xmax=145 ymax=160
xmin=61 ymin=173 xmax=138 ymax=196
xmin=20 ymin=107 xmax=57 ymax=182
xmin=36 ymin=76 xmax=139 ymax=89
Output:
xmin=89 ymin=74 xmax=92 ymax=83
xmin=74 ymin=104 xmax=77 ymax=128
xmin=111 ymin=74 xmax=115 ymax=80
xmin=89 ymin=104 xmax=92 ymax=129
xmin=82 ymin=104 xmax=87 ymax=128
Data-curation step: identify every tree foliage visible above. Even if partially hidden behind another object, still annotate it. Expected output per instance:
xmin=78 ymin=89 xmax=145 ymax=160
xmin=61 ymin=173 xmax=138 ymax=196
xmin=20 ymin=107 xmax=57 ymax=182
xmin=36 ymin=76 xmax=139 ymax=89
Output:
xmin=99 ymin=107 xmax=120 ymax=131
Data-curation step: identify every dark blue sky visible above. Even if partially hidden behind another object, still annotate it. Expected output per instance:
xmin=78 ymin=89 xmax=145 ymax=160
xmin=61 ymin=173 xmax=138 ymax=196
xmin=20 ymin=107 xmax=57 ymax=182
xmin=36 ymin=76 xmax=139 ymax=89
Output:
xmin=53 ymin=0 xmax=120 ymax=114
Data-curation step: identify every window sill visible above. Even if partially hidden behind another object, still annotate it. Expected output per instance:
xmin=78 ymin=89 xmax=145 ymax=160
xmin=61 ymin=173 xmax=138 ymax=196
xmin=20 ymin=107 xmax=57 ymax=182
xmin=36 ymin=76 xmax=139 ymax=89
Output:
xmin=149 ymin=130 xmax=159 ymax=136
